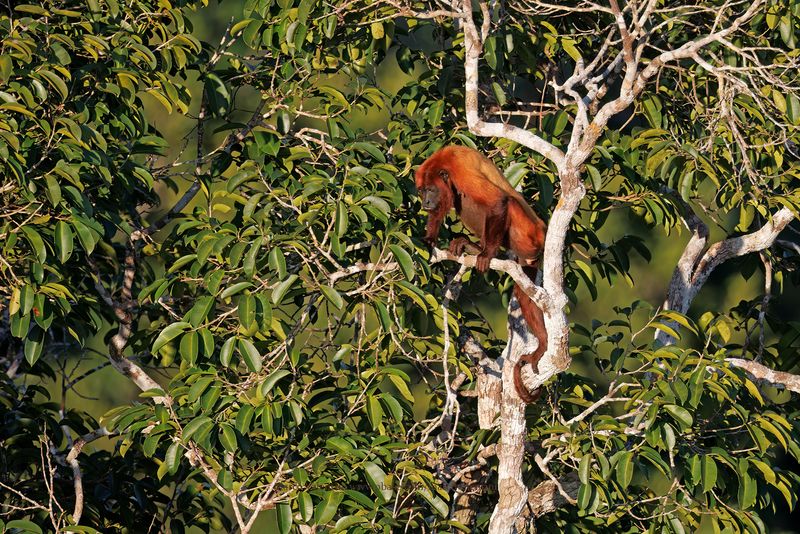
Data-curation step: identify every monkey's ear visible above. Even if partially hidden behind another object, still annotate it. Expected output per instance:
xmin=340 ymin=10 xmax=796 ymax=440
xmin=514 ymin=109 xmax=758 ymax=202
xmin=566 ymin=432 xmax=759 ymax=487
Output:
xmin=438 ymin=169 xmax=449 ymax=182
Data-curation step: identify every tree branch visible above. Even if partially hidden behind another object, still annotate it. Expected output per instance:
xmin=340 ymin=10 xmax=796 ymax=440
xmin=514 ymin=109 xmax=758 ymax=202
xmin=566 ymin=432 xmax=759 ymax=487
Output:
xmin=65 ymin=428 xmax=112 ymax=525
xmin=659 ymin=207 xmax=794 ymax=345
xmin=459 ymin=0 xmax=566 ymax=169
xmin=429 ymin=248 xmax=552 ymax=313
xmin=726 ymin=358 xmax=800 ymax=394
xmin=523 ymin=472 xmax=580 ymax=519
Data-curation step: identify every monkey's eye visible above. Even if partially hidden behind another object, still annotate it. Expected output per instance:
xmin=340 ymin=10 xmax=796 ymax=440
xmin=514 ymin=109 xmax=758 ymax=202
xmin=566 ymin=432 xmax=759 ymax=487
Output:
xmin=438 ymin=169 xmax=449 ymax=180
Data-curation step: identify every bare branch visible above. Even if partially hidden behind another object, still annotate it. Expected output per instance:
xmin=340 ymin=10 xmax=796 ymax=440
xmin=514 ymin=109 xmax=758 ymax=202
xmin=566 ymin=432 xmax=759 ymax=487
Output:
xmin=659 ymin=207 xmax=794 ymax=345
xmin=459 ymin=0 xmax=566 ymax=169
xmin=524 ymin=472 xmax=580 ymax=518
xmin=65 ymin=428 xmax=112 ymax=525
xmin=328 ymin=261 xmax=398 ymax=283
xmin=726 ymin=358 xmax=800 ymax=394
xmin=429 ymin=248 xmax=552 ymax=313
xmin=690 ymin=208 xmax=794 ymax=289
xmin=656 ymin=197 xmax=710 ymax=345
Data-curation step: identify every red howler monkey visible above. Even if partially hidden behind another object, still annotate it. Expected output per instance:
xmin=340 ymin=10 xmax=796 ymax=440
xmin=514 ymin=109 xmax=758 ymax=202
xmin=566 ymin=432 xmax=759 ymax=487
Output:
xmin=416 ymin=145 xmax=547 ymax=403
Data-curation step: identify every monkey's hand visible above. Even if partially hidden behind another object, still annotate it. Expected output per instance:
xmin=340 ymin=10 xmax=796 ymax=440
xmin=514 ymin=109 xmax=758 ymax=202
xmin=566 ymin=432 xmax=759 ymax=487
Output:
xmin=448 ymin=236 xmax=473 ymax=256
xmin=475 ymin=252 xmax=492 ymax=272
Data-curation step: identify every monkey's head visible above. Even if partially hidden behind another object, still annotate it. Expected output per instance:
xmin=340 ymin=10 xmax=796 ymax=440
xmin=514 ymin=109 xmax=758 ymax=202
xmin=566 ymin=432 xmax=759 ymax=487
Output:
xmin=415 ymin=157 xmax=452 ymax=213
xmin=419 ymin=182 xmax=443 ymax=210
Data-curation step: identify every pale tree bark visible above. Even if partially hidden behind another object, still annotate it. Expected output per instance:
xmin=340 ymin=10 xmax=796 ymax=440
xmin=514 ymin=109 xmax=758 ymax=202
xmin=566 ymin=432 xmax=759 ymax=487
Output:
xmin=658 ymin=206 xmax=795 ymax=345
xmin=655 ymin=203 xmax=800 ymax=395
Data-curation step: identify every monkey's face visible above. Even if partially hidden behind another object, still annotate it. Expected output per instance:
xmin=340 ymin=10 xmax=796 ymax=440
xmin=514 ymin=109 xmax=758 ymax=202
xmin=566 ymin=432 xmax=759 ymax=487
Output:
xmin=416 ymin=166 xmax=450 ymax=211
xmin=419 ymin=185 xmax=442 ymax=210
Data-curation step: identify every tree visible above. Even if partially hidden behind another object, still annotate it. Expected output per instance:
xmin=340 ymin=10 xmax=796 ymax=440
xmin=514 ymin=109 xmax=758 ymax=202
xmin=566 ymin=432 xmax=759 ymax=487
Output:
xmin=2 ymin=0 xmax=800 ymax=532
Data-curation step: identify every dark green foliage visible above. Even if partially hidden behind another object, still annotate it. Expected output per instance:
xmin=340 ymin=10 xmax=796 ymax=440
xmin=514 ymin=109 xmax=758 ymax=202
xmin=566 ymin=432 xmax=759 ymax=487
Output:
xmin=2 ymin=0 xmax=800 ymax=532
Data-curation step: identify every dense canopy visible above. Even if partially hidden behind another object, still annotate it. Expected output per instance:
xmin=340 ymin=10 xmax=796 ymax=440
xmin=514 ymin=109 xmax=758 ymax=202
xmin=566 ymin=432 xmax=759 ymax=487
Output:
xmin=2 ymin=0 xmax=800 ymax=532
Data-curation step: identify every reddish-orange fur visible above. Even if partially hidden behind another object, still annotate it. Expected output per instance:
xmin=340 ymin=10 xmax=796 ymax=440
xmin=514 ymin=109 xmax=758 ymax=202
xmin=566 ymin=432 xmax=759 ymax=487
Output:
xmin=416 ymin=145 xmax=547 ymax=403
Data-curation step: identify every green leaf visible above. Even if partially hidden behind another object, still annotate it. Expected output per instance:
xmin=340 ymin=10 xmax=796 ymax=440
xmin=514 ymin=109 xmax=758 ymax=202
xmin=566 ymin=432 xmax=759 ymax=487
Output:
xmin=416 ymin=487 xmax=448 ymax=517
xmin=579 ymin=455 xmax=592 ymax=484
xmin=615 ymin=451 xmax=634 ymax=489
xmin=19 ymin=284 xmax=35 ymax=316
xmin=238 ymin=294 xmax=256 ymax=328
xmin=182 ymin=416 xmax=213 ymax=443
xmin=333 ymin=515 xmax=366 ymax=532
xmin=366 ymin=394 xmax=384 ymax=431
xmin=669 ymin=517 xmax=687 ymax=534
xmin=272 ymin=274 xmax=298 ymax=305
xmin=219 ymin=424 xmax=238 ymax=453
xmin=188 ymin=376 xmax=213 ymax=403
xmin=45 ymin=175 xmax=62 ymax=205
xmin=151 ymin=322 xmax=191 ymax=353
xmin=185 ymin=296 xmax=214 ymax=327
xmin=503 ymin=162 xmax=528 ymax=188
xmin=786 ymin=93 xmax=800 ymax=125
xmin=165 ymin=441 xmax=181 ymax=474
xmin=167 ymin=254 xmax=197 ymax=274
xmin=363 ymin=461 xmax=393 ymax=503
xmin=701 ymin=455 xmax=718 ymax=493
xmin=662 ymin=423 xmax=676 ymax=451
xmin=352 ymin=142 xmax=386 ymax=163
xmin=335 ymin=202 xmax=349 ymax=236
xmin=387 ymin=374 xmax=414 ymax=402
xmin=313 ymin=490 xmax=344 ymax=525
xmin=143 ymin=433 xmax=161 ymax=457
xmin=0 ymin=55 xmax=11 ymax=84
xmin=24 ymin=327 xmax=44 ymax=365
xmin=260 ymin=369 xmax=291 ymax=396
xmin=738 ymin=459 xmax=757 ymax=509
xmin=561 ymin=38 xmax=581 ymax=62
xmin=664 ymin=404 xmax=693 ymax=428
xmin=577 ymin=482 xmax=593 ymax=510
xmin=380 ymin=393 xmax=404 ymax=423
xmin=204 ymin=72 xmax=230 ymax=117
xmin=179 ymin=331 xmax=199 ymax=365
xmin=10 ymin=310 xmax=31 ymax=338
xmin=276 ymin=502 xmax=292 ymax=534
xmin=298 ymin=491 xmax=314 ymax=522
xmin=484 ymin=35 xmax=498 ymax=70
xmin=220 ymin=281 xmax=252 ymax=300
xmin=652 ymin=321 xmax=681 ymax=341
xmin=220 ymin=336 xmax=236 ymax=367
xmin=235 ymin=404 xmax=254 ymax=434
xmin=38 ymin=69 xmax=69 ymax=100
xmin=269 ymin=248 xmax=287 ymax=278
xmin=389 ymin=244 xmax=415 ymax=281
xmin=370 ymin=21 xmax=384 ymax=39
xmin=237 ymin=338 xmax=262 ymax=373
xmin=243 ymin=240 xmax=261 ymax=278
xmin=320 ymin=285 xmax=345 ymax=310
xmin=72 ymin=218 xmax=96 ymax=254
xmin=21 ymin=226 xmax=47 ymax=262
xmin=6 ymin=520 xmax=43 ymax=534
xmin=326 ymin=436 xmax=354 ymax=456
xmin=217 ymin=470 xmax=233 ymax=490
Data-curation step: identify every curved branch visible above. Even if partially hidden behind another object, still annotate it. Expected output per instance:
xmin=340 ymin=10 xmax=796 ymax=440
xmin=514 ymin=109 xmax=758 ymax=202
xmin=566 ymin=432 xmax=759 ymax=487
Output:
xmin=658 ymin=207 xmax=794 ymax=345
xmin=65 ymin=427 xmax=112 ymax=525
xmin=690 ymin=208 xmax=794 ymax=290
xmin=460 ymin=0 xmax=566 ymax=169
xmin=523 ymin=472 xmax=580 ymax=519
xmin=726 ymin=358 xmax=800 ymax=394
xmin=429 ymin=248 xmax=553 ymax=313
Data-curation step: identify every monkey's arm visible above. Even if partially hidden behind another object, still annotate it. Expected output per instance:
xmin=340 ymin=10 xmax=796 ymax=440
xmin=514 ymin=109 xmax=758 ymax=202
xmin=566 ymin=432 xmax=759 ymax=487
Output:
xmin=424 ymin=211 xmax=445 ymax=247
